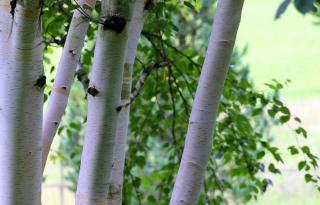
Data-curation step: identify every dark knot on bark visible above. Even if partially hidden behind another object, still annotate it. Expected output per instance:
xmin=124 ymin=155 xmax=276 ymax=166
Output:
xmin=34 ymin=75 xmax=46 ymax=89
xmin=103 ymin=15 xmax=127 ymax=33
xmin=87 ymin=86 xmax=99 ymax=96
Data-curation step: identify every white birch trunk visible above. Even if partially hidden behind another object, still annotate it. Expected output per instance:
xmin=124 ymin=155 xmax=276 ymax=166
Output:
xmin=106 ymin=1 xmax=147 ymax=204
xmin=0 ymin=1 xmax=43 ymax=204
xmin=76 ymin=1 xmax=132 ymax=204
xmin=169 ymin=1 xmax=244 ymax=204
xmin=0 ymin=0 xmax=11 ymax=96
xmin=0 ymin=0 xmax=10 ymax=50
xmin=42 ymin=0 xmax=96 ymax=172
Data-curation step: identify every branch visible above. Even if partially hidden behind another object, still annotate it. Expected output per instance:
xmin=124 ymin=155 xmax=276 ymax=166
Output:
xmin=75 ymin=63 xmax=90 ymax=91
xmin=116 ymin=60 xmax=169 ymax=111
xmin=142 ymin=30 xmax=202 ymax=71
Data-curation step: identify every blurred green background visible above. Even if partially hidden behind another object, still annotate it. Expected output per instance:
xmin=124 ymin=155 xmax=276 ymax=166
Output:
xmin=42 ymin=0 xmax=320 ymax=204
xmin=238 ymin=0 xmax=320 ymax=204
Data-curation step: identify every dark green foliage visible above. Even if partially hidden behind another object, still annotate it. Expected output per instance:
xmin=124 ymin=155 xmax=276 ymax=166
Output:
xmin=41 ymin=0 xmax=320 ymax=204
xmin=276 ymin=0 xmax=320 ymax=19
xmin=294 ymin=0 xmax=317 ymax=14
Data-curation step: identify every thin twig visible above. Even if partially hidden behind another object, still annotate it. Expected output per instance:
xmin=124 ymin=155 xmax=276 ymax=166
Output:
xmin=116 ymin=61 xmax=169 ymax=111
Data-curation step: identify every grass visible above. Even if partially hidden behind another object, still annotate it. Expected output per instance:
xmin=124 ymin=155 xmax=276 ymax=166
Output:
xmin=237 ymin=0 xmax=320 ymax=204
xmin=237 ymin=0 xmax=320 ymax=102
xmin=41 ymin=0 xmax=320 ymax=204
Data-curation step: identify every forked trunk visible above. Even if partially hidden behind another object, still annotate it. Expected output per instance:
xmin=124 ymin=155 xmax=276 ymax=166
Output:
xmin=106 ymin=0 xmax=148 ymax=204
xmin=76 ymin=0 xmax=132 ymax=204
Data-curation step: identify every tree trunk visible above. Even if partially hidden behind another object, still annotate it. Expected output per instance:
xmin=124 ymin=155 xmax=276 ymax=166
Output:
xmin=169 ymin=0 xmax=244 ymax=204
xmin=0 ymin=0 xmax=43 ymax=204
xmin=0 ymin=0 xmax=10 ymax=50
xmin=41 ymin=0 xmax=96 ymax=172
xmin=76 ymin=0 xmax=132 ymax=204
xmin=106 ymin=0 xmax=147 ymax=204
xmin=0 ymin=0 xmax=10 ymax=92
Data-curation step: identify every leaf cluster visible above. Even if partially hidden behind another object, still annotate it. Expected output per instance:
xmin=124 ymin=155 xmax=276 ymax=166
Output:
xmin=41 ymin=0 xmax=320 ymax=204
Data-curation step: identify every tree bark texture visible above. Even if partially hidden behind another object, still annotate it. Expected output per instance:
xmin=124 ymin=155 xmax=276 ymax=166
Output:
xmin=169 ymin=0 xmax=244 ymax=204
xmin=106 ymin=0 xmax=147 ymax=204
xmin=42 ymin=0 xmax=97 ymax=172
xmin=76 ymin=0 xmax=132 ymax=204
xmin=0 ymin=0 xmax=44 ymax=204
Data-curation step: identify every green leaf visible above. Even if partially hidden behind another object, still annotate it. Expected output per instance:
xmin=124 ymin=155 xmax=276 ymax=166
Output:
xmin=279 ymin=115 xmax=290 ymax=124
xmin=275 ymin=0 xmax=292 ymax=19
xmin=294 ymin=0 xmax=315 ymax=14
xmin=257 ymin=151 xmax=265 ymax=159
xmin=183 ymin=1 xmax=196 ymax=10
xmin=295 ymin=127 xmax=308 ymax=138
xmin=298 ymin=161 xmax=306 ymax=170
xmin=280 ymin=106 xmax=291 ymax=116
xmin=252 ymin=108 xmax=263 ymax=116
xmin=294 ymin=117 xmax=302 ymax=123
xmin=268 ymin=163 xmax=281 ymax=174
xmin=304 ymin=173 xmax=313 ymax=183
xmin=288 ymin=146 xmax=299 ymax=155
xmin=147 ymin=195 xmax=157 ymax=203
xmin=301 ymin=146 xmax=310 ymax=154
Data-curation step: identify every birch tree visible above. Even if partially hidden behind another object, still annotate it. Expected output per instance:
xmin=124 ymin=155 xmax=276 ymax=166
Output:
xmin=42 ymin=0 xmax=96 ymax=171
xmin=1 ymin=0 xmax=319 ymax=204
xmin=76 ymin=0 xmax=133 ymax=204
xmin=107 ymin=0 xmax=148 ymax=204
xmin=170 ymin=0 xmax=245 ymax=204
xmin=0 ymin=0 xmax=44 ymax=204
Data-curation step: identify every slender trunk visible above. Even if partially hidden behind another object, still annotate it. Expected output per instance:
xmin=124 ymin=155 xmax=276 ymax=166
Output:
xmin=42 ymin=0 xmax=96 ymax=172
xmin=76 ymin=1 xmax=132 ymax=204
xmin=0 ymin=0 xmax=10 ymax=49
xmin=0 ymin=0 xmax=11 ymax=92
xmin=0 ymin=0 xmax=44 ymax=204
xmin=169 ymin=1 xmax=244 ymax=204
xmin=106 ymin=1 xmax=147 ymax=204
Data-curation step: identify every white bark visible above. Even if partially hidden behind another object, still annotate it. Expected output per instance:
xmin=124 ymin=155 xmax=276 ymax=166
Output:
xmin=0 ymin=0 xmax=11 ymax=93
xmin=0 ymin=0 xmax=10 ymax=49
xmin=76 ymin=1 xmax=132 ymax=204
xmin=106 ymin=1 xmax=147 ymax=204
xmin=169 ymin=1 xmax=244 ymax=204
xmin=42 ymin=0 xmax=96 ymax=172
xmin=0 ymin=1 xmax=43 ymax=204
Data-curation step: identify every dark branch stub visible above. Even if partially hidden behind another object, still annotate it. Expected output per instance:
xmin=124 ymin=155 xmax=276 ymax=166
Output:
xmin=87 ymin=86 xmax=99 ymax=97
xmin=69 ymin=50 xmax=76 ymax=56
xmin=34 ymin=75 xmax=46 ymax=89
xmin=103 ymin=15 xmax=127 ymax=33
xmin=116 ymin=106 xmax=122 ymax=112
xmin=10 ymin=0 xmax=17 ymax=17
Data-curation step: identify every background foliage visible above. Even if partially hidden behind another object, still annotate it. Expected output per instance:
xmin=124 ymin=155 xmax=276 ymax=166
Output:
xmin=276 ymin=0 xmax=320 ymax=19
xmin=41 ymin=0 xmax=320 ymax=204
